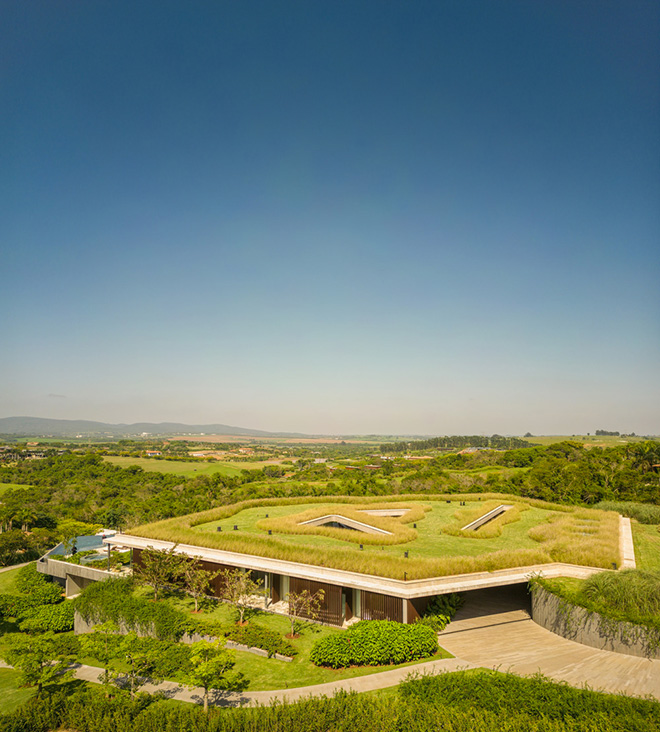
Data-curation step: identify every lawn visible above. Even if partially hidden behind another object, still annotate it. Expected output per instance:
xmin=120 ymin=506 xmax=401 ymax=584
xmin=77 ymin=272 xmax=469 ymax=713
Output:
xmin=0 ymin=668 xmax=36 ymax=714
xmin=0 ymin=483 xmax=30 ymax=497
xmin=133 ymin=494 xmax=620 ymax=579
xmin=0 ymin=565 xmax=28 ymax=595
xmin=632 ymin=523 xmax=660 ymax=571
xmin=195 ymin=500 xmax=556 ymax=560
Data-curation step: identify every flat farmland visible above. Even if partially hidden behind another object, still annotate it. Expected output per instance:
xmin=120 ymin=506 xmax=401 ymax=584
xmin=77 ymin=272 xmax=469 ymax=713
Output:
xmin=102 ymin=455 xmax=281 ymax=478
xmin=520 ymin=434 xmax=651 ymax=447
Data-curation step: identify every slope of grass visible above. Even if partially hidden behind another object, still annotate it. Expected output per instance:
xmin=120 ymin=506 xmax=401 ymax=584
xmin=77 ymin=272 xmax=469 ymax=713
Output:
xmin=0 ymin=565 xmax=27 ymax=595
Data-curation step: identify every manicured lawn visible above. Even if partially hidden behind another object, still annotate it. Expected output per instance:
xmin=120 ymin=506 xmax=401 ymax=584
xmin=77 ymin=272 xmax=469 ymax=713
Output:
xmin=0 ymin=668 xmax=36 ymax=714
xmin=103 ymin=456 xmax=282 ymax=478
xmin=632 ymin=523 xmax=660 ymax=571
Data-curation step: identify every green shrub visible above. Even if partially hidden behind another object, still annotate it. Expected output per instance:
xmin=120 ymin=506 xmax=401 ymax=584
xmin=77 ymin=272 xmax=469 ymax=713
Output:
xmin=596 ymin=501 xmax=660 ymax=525
xmin=15 ymin=564 xmax=62 ymax=604
xmin=226 ymin=623 xmax=296 ymax=658
xmin=73 ymin=578 xmax=186 ymax=641
xmin=18 ymin=602 xmax=74 ymax=632
xmin=415 ymin=592 xmax=463 ymax=632
xmin=310 ymin=620 xmax=437 ymax=668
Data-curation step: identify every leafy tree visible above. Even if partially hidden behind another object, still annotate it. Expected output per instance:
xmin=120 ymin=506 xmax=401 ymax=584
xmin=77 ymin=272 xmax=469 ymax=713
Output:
xmin=181 ymin=557 xmax=221 ymax=612
xmin=286 ymin=588 xmax=324 ymax=638
xmin=186 ymin=639 xmax=236 ymax=712
xmin=114 ymin=632 xmax=158 ymax=698
xmin=218 ymin=568 xmax=263 ymax=624
xmin=133 ymin=545 xmax=187 ymax=601
xmin=12 ymin=507 xmax=37 ymax=532
xmin=4 ymin=632 xmax=74 ymax=697
xmin=79 ymin=621 xmax=120 ymax=696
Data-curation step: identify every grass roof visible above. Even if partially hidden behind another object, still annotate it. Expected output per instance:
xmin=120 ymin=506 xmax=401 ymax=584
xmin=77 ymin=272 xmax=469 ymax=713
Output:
xmin=130 ymin=493 xmax=620 ymax=580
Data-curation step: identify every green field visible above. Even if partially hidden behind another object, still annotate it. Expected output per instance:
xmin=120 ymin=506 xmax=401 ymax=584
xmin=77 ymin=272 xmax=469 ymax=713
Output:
xmin=103 ymin=455 xmax=281 ymax=478
xmin=520 ymin=434 xmax=651 ymax=447
xmin=0 ymin=483 xmax=30 ymax=497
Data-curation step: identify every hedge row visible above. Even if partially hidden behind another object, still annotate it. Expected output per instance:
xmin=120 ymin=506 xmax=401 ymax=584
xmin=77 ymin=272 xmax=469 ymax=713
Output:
xmin=310 ymin=620 xmax=438 ymax=668
xmin=1 ymin=671 xmax=658 ymax=732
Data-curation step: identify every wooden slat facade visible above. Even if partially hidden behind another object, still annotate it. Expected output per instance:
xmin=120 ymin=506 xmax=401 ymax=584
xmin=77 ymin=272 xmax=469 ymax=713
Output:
xmin=362 ymin=590 xmax=403 ymax=623
xmin=131 ymin=548 xmax=237 ymax=598
xmin=289 ymin=576 xmax=342 ymax=626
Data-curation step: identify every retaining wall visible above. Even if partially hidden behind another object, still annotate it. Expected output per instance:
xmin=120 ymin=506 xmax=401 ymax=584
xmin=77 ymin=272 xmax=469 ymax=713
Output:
xmin=531 ymin=585 xmax=660 ymax=659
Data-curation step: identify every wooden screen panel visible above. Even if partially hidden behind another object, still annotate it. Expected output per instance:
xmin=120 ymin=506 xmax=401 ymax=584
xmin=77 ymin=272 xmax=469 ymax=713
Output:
xmin=362 ymin=590 xmax=403 ymax=623
xmin=131 ymin=549 xmax=236 ymax=598
xmin=406 ymin=596 xmax=430 ymax=623
xmin=289 ymin=576 xmax=342 ymax=626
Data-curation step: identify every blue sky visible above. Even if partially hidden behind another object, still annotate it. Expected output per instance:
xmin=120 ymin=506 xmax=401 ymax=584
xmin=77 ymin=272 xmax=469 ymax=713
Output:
xmin=2 ymin=1 xmax=659 ymax=435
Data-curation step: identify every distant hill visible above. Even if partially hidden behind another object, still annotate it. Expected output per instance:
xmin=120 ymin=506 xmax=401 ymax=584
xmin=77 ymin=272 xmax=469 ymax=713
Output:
xmin=0 ymin=416 xmax=308 ymax=439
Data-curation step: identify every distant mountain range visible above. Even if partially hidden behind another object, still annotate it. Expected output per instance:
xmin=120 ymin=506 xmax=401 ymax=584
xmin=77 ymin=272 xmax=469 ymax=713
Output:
xmin=0 ymin=416 xmax=309 ymax=439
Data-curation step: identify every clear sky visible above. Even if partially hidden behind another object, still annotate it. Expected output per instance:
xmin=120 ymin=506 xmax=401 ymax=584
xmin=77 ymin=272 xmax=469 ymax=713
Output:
xmin=2 ymin=1 xmax=659 ymax=436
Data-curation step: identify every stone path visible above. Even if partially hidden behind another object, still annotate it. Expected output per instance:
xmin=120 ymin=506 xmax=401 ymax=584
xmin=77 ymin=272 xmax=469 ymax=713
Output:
xmin=438 ymin=585 xmax=660 ymax=699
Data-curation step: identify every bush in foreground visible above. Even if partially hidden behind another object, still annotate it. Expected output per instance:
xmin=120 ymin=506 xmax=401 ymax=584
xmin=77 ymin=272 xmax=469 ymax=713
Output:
xmin=1 ymin=671 xmax=658 ymax=731
xmin=310 ymin=620 xmax=438 ymax=668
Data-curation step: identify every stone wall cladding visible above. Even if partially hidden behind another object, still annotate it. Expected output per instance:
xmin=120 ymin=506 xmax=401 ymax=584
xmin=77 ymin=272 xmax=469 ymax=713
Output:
xmin=531 ymin=585 xmax=660 ymax=660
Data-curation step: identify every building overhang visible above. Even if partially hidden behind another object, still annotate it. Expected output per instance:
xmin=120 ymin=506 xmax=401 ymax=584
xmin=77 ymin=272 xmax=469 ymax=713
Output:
xmin=105 ymin=533 xmax=604 ymax=599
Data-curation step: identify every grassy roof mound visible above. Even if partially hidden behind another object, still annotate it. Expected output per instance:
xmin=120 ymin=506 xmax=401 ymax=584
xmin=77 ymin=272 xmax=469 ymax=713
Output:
xmin=129 ymin=493 xmax=620 ymax=580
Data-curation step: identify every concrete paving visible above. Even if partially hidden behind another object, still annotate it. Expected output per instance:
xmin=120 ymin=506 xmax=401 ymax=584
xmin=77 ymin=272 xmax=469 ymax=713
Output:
xmin=438 ymin=585 xmax=660 ymax=699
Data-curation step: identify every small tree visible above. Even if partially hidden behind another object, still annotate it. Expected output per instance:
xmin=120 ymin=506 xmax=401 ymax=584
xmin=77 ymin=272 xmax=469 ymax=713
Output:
xmin=186 ymin=639 xmax=236 ymax=712
xmin=181 ymin=557 xmax=221 ymax=612
xmin=286 ymin=588 xmax=325 ymax=638
xmin=79 ymin=621 xmax=120 ymax=696
xmin=4 ymin=632 xmax=74 ymax=697
xmin=218 ymin=568 xmax=263 ymax=624
xmin=115 ymin=632 xmax=158 ymax=698
xmin=133 ymin=545 xmax=187 ymax=601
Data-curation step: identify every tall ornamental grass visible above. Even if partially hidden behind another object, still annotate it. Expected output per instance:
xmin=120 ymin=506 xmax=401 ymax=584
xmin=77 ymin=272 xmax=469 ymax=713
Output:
xmin=129 ymin=494 xmax=619 ymax=579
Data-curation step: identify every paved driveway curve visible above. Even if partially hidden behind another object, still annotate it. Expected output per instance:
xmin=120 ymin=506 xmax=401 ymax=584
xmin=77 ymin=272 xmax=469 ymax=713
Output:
xmin=438 ymin=586 xmax=660 ymax=699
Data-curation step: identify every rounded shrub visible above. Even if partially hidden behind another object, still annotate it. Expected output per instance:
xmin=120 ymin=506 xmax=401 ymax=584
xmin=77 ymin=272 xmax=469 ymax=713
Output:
xmin=310 ymin=620 xmax=438 ymax=668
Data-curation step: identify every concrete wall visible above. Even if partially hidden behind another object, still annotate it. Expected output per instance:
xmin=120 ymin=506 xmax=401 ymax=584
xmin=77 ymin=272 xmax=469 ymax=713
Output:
xmin=531 ymin=585 xmax=660 ymax=659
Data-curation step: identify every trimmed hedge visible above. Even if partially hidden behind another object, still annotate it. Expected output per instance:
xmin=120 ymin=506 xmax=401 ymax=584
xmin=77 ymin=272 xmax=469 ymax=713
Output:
xmin=310 ymin=620 xmax=437 ymax=668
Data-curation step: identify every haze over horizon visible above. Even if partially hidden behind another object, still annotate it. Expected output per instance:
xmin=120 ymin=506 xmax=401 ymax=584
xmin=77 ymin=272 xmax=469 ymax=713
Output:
xmin=2 ymin=1 xmax=659 ymax=436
